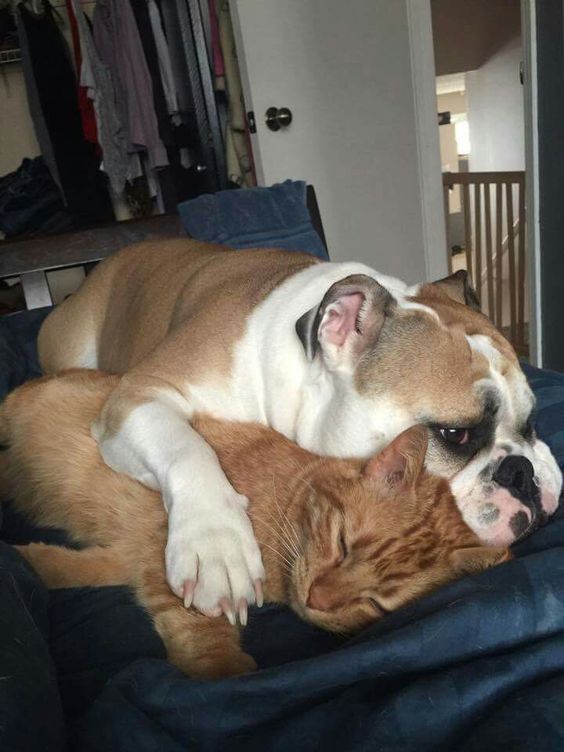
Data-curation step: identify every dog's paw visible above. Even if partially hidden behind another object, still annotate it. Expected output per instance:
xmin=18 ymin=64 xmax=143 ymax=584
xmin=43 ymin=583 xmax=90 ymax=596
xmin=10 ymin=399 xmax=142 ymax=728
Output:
xmin=165 ymin=493 xmax=265 ymax=621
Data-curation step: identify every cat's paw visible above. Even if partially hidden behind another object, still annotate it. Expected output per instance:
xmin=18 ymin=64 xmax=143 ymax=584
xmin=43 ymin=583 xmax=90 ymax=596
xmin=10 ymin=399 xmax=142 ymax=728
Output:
xmin=165 ymin=492 xmax=265 ymax=620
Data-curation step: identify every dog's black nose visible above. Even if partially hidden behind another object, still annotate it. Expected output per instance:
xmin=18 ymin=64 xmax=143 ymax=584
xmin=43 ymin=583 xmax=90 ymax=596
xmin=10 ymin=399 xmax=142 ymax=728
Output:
xmin=493 ymin=455 xmax=536 ymax=503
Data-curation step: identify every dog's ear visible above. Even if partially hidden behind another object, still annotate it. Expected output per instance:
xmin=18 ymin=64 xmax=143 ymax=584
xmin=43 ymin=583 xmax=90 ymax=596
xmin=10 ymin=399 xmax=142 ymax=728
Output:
xmin=295 ymin=274 xmax=395 ymax=366
xmin=431 ymin=270 xmax=480 ymax=311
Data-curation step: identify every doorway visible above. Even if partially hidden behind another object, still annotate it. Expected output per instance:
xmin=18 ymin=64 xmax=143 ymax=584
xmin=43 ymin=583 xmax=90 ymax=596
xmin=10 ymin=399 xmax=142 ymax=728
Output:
xmin=431 ymin=0 xmax=530 ymax=358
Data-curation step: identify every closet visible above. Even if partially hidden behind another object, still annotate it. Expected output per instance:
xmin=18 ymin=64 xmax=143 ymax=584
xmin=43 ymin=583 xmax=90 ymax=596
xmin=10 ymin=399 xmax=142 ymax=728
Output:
xmin=0 ymin=0 xmax=254 ymax=243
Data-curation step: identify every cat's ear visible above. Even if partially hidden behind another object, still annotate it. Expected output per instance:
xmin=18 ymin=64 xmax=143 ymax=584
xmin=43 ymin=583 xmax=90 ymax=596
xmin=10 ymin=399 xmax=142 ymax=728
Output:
xmin=451 ymin=546 xmax=511 ymax=575
xmin=295 ymin=274 xmax=395 ymax=367
xmin=363 ymin=426 xmax=428 ymax=488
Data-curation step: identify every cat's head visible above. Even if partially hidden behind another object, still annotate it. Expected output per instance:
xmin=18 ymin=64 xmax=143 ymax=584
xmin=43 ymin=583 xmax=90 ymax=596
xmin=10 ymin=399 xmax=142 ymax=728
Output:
xmin=288 ymin=426 xmax=510 ymax=633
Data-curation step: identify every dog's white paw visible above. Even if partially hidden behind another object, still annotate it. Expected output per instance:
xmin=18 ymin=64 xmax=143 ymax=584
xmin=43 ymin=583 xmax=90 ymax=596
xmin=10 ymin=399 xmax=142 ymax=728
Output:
xmin=165 ymin=492 xmax=265 ymax=622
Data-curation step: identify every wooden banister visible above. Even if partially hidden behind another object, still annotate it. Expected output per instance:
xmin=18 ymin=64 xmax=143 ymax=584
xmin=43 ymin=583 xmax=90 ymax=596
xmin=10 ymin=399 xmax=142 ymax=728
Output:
xmin=443 ymin=170 xmax=527 ymax=356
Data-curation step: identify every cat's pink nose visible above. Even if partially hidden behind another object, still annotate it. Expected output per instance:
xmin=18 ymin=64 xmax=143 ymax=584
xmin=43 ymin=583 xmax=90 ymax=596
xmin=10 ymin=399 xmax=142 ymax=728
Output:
xmin=306 ymin=581 xmax=333 ymax=611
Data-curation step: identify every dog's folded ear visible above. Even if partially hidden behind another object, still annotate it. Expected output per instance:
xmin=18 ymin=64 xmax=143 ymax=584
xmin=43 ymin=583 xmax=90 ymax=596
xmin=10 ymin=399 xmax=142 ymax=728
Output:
xmin=430 ymin=269 xmax=481 ymax=311
xmin=295 ymin=274 xmax=394 ymax=366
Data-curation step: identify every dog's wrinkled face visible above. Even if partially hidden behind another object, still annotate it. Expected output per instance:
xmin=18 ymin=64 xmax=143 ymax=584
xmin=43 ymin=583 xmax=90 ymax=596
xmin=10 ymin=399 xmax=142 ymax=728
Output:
xmin=296 ymin=271 xmax=562 ymax=546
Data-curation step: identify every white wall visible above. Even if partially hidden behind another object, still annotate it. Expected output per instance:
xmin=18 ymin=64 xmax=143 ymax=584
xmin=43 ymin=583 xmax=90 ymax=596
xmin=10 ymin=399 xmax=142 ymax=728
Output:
xmin=466 ymin=36 xmax=525 ymax=171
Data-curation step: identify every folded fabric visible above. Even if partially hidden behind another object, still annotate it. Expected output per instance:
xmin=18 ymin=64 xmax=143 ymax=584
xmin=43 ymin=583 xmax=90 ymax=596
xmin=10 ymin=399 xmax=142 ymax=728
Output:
xmin=177 ymin=180 xmax=329 ymax=260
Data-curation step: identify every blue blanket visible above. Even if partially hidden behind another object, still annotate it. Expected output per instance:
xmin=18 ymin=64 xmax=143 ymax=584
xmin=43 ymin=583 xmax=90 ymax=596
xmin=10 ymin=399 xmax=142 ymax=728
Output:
xmin=1 ymin=310 xmax=563 ymax=752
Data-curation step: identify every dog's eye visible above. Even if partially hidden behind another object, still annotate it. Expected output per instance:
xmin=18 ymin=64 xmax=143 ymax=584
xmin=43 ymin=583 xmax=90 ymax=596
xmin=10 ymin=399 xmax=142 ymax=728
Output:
xmin=439 ymin=427 xmax=470 ymax=446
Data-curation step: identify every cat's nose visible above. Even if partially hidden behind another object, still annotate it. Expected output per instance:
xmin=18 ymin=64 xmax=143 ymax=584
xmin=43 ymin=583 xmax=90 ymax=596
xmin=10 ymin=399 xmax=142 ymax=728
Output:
xmin=307 ymin=580 xmax=334 ymax=611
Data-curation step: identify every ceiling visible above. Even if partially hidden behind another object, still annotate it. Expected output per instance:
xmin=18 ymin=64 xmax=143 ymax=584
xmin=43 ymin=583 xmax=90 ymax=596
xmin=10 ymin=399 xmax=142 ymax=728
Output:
xmin=431 ymin=0 xmax=521 ymax=76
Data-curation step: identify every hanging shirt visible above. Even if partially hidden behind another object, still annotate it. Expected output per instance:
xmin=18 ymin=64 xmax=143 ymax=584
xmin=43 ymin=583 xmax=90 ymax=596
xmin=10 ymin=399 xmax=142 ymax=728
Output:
xmin=92 ymin=0 xmax=168 ymax=171
xmin=65 ymin=0 xmax=98 ymax=146
xmin=147 ymin=0 xmax=180 ymax=119
xmin=68 ymin=0 xmax=135 ymax=194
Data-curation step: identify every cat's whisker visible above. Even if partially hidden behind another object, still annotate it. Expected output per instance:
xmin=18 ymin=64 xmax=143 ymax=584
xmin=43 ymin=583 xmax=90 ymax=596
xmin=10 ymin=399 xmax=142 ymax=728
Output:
xmin=257 ymin=540 xmax=295 ymax=571
xmin=271 ymin=475 xmax=303 ymax=558
xmin=261 ymin=484 xmax=300 ymax=556
xmin=252 ymin=514 xmax=300 ymax=561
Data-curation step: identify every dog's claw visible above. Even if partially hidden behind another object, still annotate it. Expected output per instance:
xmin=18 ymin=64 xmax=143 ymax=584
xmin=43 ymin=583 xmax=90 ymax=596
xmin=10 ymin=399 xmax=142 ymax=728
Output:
xmin=254 ymin=579 xmax=264 ymax=608
xmin=238 ymin=598 xmax=248 ymax=626
xmin=182 ymin=580 xmax=195 ymax=609
xmin=220 ymin=597 xmax=237 ymax=626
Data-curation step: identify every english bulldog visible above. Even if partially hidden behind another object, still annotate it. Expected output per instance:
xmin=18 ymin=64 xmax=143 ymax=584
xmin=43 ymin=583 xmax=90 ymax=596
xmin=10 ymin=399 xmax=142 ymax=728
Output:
xmin=38 ymin=239 xmax=562 ymax=620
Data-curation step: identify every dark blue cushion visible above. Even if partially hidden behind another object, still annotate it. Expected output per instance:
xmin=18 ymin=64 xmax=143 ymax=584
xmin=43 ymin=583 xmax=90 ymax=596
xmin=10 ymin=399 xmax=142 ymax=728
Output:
xmin=177 ymin=180 xmax=329 ymax=260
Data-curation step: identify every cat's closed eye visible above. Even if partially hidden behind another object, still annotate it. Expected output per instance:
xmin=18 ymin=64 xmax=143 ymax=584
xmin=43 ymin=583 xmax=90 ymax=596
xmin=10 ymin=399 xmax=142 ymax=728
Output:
xmin=338 ymin=531 xmax=348 ymax=561
xmin=368 ymin=597 xmax=390 ymax=614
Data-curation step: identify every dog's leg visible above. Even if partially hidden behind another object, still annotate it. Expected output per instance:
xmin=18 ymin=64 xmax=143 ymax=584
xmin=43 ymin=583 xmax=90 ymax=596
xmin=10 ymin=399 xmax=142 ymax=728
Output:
xmin=93 ymin=387 xmax=264 ymax=618
xmin=14 ymin=543 xmax=127 ymax=589
xmin=136 ymin=565 xmax=256 ymax=679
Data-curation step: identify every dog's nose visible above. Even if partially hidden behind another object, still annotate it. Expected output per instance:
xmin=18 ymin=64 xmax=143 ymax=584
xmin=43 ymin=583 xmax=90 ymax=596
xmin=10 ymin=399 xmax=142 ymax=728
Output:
xmin=493 ymin=455 xmax=536 ymax=503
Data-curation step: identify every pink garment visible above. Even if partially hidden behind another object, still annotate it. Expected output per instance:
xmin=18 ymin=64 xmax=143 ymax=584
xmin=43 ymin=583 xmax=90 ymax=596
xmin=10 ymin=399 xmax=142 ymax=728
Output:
xmin=208 ymin=0 xmax=225 ymax=78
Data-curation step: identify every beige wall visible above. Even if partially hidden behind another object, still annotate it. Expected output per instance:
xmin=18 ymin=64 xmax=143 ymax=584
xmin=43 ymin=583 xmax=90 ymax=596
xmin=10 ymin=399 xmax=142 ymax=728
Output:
xmin=0 ymin=66 xmax=41 ymax=175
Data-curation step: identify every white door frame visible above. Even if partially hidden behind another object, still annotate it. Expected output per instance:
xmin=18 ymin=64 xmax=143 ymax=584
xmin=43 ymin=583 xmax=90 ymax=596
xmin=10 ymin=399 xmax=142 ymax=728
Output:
xmin=521 ymin=0 xmax=542 ymax=367
xmin=406 ymin=0 xmax=448 ymax=282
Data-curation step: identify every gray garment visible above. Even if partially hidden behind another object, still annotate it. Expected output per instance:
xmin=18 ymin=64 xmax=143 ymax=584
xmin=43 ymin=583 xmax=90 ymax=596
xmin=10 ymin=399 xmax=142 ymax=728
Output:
xmin=16 ymin=7 xmax=63 ymax=196
xmin=147 ymin=0 xmax=179 ymax=117
xmin=92 ymin=0 xmax=168 ymax=171
xmin=69 ymin=0 xmax=132 ymax=194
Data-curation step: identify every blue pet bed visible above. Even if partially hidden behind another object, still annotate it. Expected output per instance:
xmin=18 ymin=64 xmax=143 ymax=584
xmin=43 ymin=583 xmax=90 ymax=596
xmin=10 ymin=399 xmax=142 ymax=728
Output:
xmin=1 ymin=308 xmax=564 ymax=752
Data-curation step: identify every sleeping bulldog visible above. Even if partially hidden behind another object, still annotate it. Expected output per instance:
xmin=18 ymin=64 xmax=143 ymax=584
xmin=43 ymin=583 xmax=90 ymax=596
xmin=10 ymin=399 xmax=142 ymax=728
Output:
xmin=38 ymin=239 xmax=562 ymax=618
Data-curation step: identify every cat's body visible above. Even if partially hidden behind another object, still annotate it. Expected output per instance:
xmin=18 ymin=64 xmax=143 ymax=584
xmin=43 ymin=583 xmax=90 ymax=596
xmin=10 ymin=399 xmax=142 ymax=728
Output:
xmin=0 ymin=370 xmax=509 ymax=679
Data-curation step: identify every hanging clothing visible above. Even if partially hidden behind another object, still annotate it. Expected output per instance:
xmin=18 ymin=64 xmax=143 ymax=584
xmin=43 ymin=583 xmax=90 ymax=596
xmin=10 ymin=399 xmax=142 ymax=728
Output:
xmin=147 ymin=0 xmax=180 ymax=120
xmin=67 ymin=0 xmax=134 ymax=195
xmin=92 ymin=0 xmax=168 ymax=171
xmin=215 ymin=0 xmax=254 ymax=187
xmin=17 ymin=2 xmax=114 ymax=228
xmin=208 ymin=0 xmax=225 ymax=87
xmin=65 ymin=0 xmax=98 ymax=146
xmin=17 ymin=6 xmax=62 ymax=194
xmin=129 ymin=0 xmax=173 ymax=148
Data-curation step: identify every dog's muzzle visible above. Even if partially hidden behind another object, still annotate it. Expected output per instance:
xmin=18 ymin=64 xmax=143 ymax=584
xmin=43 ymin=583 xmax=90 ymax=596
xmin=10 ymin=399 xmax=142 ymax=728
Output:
xmin=492 ymin=455 xmax=547 ymax=537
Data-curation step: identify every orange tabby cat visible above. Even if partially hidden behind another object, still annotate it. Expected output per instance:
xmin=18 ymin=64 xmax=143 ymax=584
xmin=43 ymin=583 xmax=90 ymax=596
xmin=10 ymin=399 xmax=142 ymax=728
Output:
xmin=0 ymin=370 xmax=509 ymax=679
